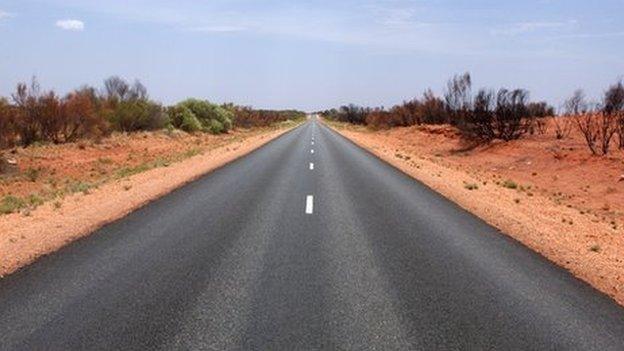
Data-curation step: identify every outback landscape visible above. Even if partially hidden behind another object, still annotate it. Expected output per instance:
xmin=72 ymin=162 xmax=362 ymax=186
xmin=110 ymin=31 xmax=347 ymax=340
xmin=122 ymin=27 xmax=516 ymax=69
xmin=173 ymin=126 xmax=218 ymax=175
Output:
xmin=4 ymin=2 xmax=624 ymax=349
xmin=322 ymin=73 xmax=624 ymax=305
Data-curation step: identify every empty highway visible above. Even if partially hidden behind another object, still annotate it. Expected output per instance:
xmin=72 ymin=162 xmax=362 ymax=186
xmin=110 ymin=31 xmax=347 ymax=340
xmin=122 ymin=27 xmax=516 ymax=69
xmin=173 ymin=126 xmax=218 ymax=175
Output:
xmin=1 ymin=119 xmax=624 ymax=350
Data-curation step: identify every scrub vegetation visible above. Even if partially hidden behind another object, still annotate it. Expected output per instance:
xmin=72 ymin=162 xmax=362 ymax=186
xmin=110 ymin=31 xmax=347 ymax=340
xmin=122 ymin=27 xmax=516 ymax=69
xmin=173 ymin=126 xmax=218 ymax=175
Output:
xmin=0 ymin=76 xmax=305 ymax=149
xmin=321 ymin=73 xmax=624 ymax=156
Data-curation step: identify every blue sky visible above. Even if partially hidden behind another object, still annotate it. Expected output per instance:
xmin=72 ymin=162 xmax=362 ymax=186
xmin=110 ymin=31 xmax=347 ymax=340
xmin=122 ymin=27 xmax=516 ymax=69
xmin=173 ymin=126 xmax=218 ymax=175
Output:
xmin=1 ymin=0 xmax=623 ymax=111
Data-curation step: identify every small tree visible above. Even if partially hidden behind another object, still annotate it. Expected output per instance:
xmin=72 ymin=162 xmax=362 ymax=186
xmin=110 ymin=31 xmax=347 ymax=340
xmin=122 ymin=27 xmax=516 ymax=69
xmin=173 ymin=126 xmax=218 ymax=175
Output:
xmin=571 ymin=89 xmax=618 ymax=155
xmin=603 ymin=80 xmax=624 ymax=149
xmin=551 ymin=116 xmax=573 ymax=139
xmin=493 ymin=89 xmax=530 ymax=141
xmin=444 ymin=73 xmax=472 ymax=125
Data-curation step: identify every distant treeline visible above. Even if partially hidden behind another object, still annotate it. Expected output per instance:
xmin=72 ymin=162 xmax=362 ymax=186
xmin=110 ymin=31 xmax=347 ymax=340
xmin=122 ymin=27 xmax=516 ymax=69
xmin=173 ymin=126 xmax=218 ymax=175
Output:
xmin=0 ymin=76 xmax=305 ymax=149
xmin=320 ymin=73 xmax=624 ymax=155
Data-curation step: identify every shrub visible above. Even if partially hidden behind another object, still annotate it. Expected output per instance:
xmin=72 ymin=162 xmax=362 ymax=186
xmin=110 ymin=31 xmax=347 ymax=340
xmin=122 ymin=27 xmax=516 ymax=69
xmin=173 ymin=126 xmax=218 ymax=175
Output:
xmin=365 ymin=108 xmax=394 ymax=129
xmin=226 ymin=105 xmax=304 ymax=128
xmin=526 ymin=102 xmax=555 ymax=119
xmin=229 ymin=108 xmax=306 ymax=128
xmin=0 ymin=195 xmax=26 ymax=214
xmin=458 ymin=89 xmax=495 ymax=142
xmin=103 ymin=76 xmax=168 ymax=132
xmin=552 ymin=116 xmax=573 ymax=139
xmin=502 ymin=179 xmax=518 ymax=189
xmin=0 ymin=98 xmax=16 ymax=148
xmin=11 ymin=78 xmax=61 ymax=145
xmin=493 ymin=89 xmax=531 ymax=141
xmin=320 ymin=104 xmax=370 ymax=125
xmin=603 ymin=80 xmax=624 ymax=149
xmin=444 ymin=72 xmax=472 ymax=126
xmin=108 ymin=99 xmax=167 ymax=132
xmin=420 ymin=90 xmax=448 ymax=124
xmin=175 ymin=99 xmax=233 ymax=134
xmin=167 ymin=105 xmax=202 ymax=132
xmin=62 ymin=87 xmax=108 ymax=141
xmin=570 ymin=89 xmax=618 ymax=155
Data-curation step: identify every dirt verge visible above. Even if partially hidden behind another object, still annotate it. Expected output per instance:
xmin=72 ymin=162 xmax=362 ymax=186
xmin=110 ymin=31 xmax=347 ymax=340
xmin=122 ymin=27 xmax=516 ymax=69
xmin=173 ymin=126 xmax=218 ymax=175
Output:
xmin=327 ymin=121 xmax=624 ymax=306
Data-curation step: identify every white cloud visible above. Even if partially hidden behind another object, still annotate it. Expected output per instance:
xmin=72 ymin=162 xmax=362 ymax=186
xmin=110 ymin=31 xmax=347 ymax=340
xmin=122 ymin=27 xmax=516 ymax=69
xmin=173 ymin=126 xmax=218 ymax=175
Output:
xmin=55 ymin=19 xmax=85 ymax=31
xmin=0 ymin=10 xmax=14 ymax=19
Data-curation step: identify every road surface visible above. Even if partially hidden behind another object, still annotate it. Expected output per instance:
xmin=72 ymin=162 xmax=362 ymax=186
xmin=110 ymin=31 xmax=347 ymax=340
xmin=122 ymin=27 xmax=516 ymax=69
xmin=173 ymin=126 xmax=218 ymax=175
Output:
xmin=1 ymin=119 xmax=624 ymax=350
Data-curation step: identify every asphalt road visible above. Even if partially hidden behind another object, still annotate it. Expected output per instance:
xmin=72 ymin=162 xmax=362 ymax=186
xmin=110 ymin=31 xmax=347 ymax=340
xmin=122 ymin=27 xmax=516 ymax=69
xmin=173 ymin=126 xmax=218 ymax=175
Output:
xmin=1 ymin=118 xmax=624 ymax=350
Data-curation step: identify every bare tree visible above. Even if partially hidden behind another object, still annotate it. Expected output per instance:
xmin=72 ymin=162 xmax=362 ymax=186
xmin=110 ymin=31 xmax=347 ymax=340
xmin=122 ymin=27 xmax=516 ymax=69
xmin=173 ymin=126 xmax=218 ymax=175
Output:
xmin=493 ymin=89 xmax=530 ymax=141
xmin=444 ymin=73 xmax=472 ymax=125
xmin=572 ymin=88 xmax=618 ymax=155
xmin=603 ymin=80 xmax=624 ymax=149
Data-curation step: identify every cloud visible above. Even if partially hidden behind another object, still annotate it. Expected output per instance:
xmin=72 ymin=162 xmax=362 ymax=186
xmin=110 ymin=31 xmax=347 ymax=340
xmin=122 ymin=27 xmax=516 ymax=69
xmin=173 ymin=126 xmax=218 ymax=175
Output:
xmin=55 ymin=19 xmax=85 ymax=31
xmin=492 ymin=20 xmax=577 ymax=36
xmin=0 ymin=10 xmax=14 ymax=19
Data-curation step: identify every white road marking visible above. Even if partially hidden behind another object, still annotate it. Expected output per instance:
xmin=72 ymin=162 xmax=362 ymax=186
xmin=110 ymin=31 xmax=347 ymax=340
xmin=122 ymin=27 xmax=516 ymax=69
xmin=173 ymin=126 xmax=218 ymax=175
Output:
xmin=305 ymin=195 xmax=314 ymax=214
xmin=311 ymin=141 xmax=315 ymax=145
xmin=309 ymin=162 xmax=314 ymax=170
xmin=311 ymin=149 xmax=314 ymax=154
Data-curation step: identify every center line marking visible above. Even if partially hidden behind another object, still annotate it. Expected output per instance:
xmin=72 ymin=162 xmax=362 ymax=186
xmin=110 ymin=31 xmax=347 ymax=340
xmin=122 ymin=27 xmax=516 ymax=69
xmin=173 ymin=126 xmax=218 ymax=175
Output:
xmin=309 ymin=162 xmax=314 ymax=170
xmin=305 ymin=195 xmax=314 ymax=214
xmin=311 ymin=141 xmax=315 ymax=145
xmin=311 ymin=149 xmax=314 ymax=154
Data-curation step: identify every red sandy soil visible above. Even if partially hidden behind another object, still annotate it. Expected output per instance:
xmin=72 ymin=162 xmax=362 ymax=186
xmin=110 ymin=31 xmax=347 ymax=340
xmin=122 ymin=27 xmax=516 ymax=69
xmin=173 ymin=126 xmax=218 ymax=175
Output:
xmin=329 ymin=120 xmax=624 ymax=306
xmin=0 ymin=124 xmax=296 ymax=276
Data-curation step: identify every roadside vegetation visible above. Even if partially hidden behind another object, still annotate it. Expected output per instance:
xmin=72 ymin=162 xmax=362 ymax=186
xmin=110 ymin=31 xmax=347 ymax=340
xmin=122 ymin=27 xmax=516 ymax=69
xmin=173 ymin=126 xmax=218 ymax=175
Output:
xmin=0 ymin=76 xmax=305 ymax=215
xmin=321 ymin=73 xmax=624 ymax=156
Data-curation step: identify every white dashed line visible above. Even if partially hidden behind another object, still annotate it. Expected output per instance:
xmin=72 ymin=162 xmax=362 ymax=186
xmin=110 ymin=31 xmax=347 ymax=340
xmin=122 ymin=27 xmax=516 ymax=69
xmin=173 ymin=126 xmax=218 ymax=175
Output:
xmin=311 ymin=149 xmax=314 ymax=154
xmin=309 ymin=162 xmax=314 ymax=170
xmin=311 ymin=141 xmax=315 ymax=145
xmin=305 ymin=195 xmax=314 ymax=214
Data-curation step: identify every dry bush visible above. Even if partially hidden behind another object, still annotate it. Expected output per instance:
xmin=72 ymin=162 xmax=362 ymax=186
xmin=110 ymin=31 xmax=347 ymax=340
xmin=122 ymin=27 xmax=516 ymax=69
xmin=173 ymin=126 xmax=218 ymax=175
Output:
xmin=323 ymin=104 xmax=369 ymax=125
xmin=575 ymin=112 xmax=617 ymax=155
xmin=11 ymin=78 xmax=64 ymax=145
xmin=444 ymin=73 xmax=472 ymax=126
xmin=551 ymin=116 xmax=573 ymax=139
xmin=0 ymin=98 xmax=17 ymax=148
xmin=365 ymin=108 xmax=393 ymax=129
xmin=568 ymin=89 xmax=617 ymax=155
xmin=228 ymin=105 xmax=305 ymax=128
xmin=420 ymin=90 xmax=448 ymax=124
xmin=603 ymin=80 xmax=624 ymax=149
xmin=493 ymin=89 xmax=531 ymax=141
xmin=62 ymin=88 xmax=108 ymax=141
xmin=460 ymin=89 xmax=496 ymax=142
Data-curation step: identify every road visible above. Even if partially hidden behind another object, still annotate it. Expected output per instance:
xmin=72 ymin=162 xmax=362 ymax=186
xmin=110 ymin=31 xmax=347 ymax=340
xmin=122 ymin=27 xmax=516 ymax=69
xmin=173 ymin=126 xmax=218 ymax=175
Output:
xmin=1 ymin=118 xmax=624 ymax=350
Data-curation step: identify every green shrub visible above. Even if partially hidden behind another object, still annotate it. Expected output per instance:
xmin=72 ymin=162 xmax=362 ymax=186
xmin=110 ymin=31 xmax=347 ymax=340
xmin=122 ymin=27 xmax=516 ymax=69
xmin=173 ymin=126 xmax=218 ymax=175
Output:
xmin=175 ymin=99 xmax=233 ymax=134
xmin=167 ymin=105 xmax=202 ymax=132
xmin=0 ymin=195 xmax=26 ymax=214
xmin=208 ymin=119 xmax=225 ymax=134
xmin=502 ymin=179 xmax=518 ymax=189
xmin=108 ymin=100 xmax=168 ymax=132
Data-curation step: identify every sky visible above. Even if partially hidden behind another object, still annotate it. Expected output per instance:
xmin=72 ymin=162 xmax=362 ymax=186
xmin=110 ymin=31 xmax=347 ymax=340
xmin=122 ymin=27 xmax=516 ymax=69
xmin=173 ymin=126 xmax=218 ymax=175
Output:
xmin=0 ymin=0 xmax=623 ymax=111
